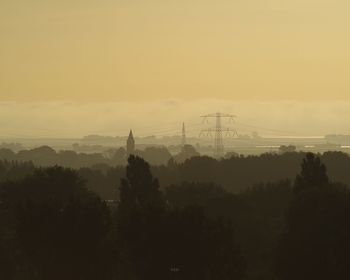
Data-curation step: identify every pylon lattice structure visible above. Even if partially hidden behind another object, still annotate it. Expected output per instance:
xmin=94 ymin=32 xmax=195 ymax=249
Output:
xmin=181 ymin=122 xmax=186 ymax=147
xmin=200 ymin=113 xmax=238 ymax=158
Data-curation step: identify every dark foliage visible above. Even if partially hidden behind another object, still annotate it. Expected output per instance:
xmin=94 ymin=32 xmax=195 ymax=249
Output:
xmin=277 ymin=153 xmax=350 ymax=280
xmin=276 ymin=186 xmax=350 ymax=280
xmin=114 ymin=155 xmax=246 ymax=280
xmin=166 ymin=180 xmax=292 ymax=280
xmin=0 ymin=153 xmax=349 ymax=280
xmin=0 ymin=167 xmax=111 ymax=280
xmin=3 ymin=151 xmax=350 ymax=201
xmin=294 ymin=152 xmax=329 ymax=193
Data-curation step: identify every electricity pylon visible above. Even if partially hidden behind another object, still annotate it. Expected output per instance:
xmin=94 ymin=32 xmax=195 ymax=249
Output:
xmin=200 ymin=112 xmax=238 ymax=158
xmin=181 ymin=122 xmax=186 ymax=147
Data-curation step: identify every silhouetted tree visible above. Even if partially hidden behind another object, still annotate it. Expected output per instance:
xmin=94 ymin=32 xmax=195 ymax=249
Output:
xmin=119 ymin=155 xmax=164 ymax=211
xmin=276 ymin=187 xmax=350 ymax=280
xmin=173 ymin=144 xmax=200 ymax=163
xmin=277 ymin=154 xmax=350 ymax=280
xmin=115 ymin=156 xmax=246 ymax=280
xmin=17 ymin=146 xmax=57 ymax=166
xmin=224 ymin=151 xmax=239 ymax=159
xmin=114 ymin=155 xmax=165 ymax=279
xmin=279 ymin=145 xmax=296 ymax=154
xmin=294 ymin=152 xmax=329 ymax=193
xmin=242 ymin=180 xmax=292 ymax=280
xmin=0 ymin=167 xmax=111 ymax=280
xmin=0 ymin=201 xmax=16 ymax=280
xmin=162 ymin=206 xmax=246 ymax=280
xmin=5 ymin=149 xmax=350 ymax=201
xmin=0 ymin=148 xmax=15 ymax=160
xmin=166 ymin=180 xmax=292 ymax=280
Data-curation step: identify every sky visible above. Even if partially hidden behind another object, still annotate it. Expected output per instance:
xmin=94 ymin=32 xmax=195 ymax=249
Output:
xmin=1 ymin=0 xmax=350 ymax=137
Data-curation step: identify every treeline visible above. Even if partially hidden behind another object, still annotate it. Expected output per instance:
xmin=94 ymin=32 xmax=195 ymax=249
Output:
xmin=0 ymin=157 xmax=245 ymax=280
xmin=0 ymin=154 xmax=350 ymax=280
xmin=0 ymin=144 xmax=191 ymax=168
xmin=0 ymin=146 xmax=113 ymax=168
xmin=1 ymin=151 xmax=350 ymax=200
xmin=1 ymin=153 xmax=350 ymax=279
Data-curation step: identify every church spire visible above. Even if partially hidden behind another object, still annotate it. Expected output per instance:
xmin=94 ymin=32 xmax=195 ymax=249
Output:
xmin=127 ymin=129 xmax=135 ymax=156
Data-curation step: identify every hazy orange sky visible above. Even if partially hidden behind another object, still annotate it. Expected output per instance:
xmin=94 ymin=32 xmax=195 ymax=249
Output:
xmin=1 ymin=1 xmax=350 ymax=137
xmin=1 ymin=0 xmax=350 ymax=102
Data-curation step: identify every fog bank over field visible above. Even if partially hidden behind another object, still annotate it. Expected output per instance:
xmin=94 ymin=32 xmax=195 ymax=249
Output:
xmin=1 ymin=99 xmax=350 ymax=138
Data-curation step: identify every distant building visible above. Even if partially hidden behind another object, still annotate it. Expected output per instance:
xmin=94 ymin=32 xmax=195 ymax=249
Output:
xmin=127 ymin=130 xmax=135 ymax=156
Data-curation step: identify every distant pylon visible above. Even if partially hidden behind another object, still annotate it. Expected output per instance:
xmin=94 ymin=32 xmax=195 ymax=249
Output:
xmin=200 ymin=113 xmax=237 ymax=158
xmin=181 ymin=122 xmax=186 ymax=147
xmin=214 ymin=115 xmax=224 ymax=157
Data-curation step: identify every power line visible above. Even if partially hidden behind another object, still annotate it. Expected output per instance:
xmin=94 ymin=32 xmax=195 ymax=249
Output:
xmin=200 ymin=113 xmax=238 ymax=158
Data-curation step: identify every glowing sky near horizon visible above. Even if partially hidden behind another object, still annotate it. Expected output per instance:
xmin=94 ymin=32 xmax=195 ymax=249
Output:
xmin=1 ymin=1 xmax=350 ymax=137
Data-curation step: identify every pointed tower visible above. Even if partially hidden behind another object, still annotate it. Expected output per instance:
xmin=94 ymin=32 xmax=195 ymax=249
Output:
xmin=127 ymin=129 xmax=135 ymax=156
xmin=182 ymin=122 xmax=186 ymax=147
